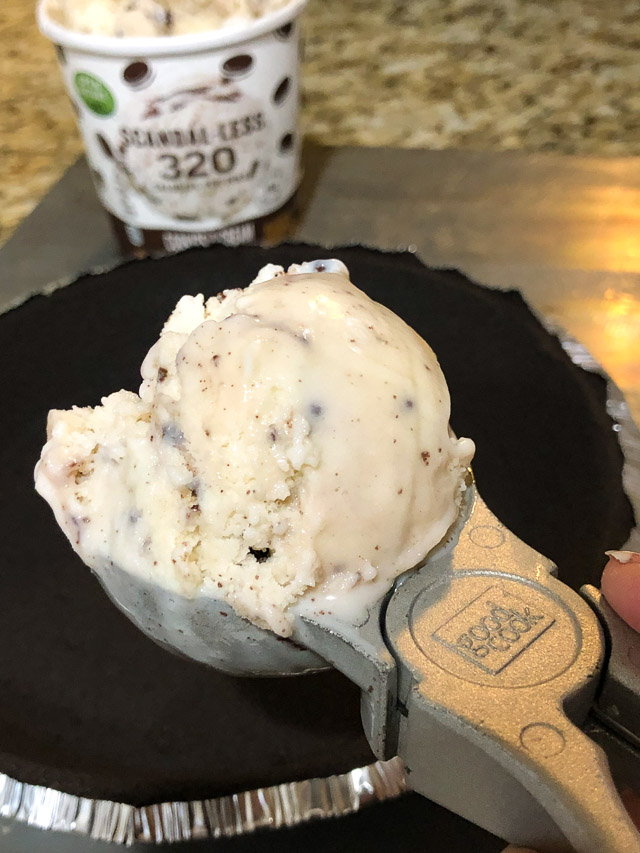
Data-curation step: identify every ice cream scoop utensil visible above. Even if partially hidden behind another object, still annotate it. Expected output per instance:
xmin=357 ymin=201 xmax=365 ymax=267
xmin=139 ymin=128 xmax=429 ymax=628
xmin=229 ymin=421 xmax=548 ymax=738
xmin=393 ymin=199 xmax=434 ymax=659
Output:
xmin=95 ymin=477 xmax=640 ymax=851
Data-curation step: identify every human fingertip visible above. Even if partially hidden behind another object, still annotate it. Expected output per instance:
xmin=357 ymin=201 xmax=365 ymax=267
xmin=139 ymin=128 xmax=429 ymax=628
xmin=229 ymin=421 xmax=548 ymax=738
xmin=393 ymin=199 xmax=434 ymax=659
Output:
xmin=602 ymin=551 xmax=640 ymax=633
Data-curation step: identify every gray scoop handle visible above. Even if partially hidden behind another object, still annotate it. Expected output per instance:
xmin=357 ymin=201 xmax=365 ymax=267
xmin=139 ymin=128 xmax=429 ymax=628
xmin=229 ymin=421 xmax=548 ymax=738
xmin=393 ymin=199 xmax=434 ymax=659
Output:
xmin=297 ymin=486 xmax=640 ymax=852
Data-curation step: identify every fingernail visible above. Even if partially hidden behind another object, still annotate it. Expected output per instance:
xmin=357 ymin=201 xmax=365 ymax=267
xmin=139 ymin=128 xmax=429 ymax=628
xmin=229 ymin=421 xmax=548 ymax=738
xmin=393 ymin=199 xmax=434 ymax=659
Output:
xmin=605 ymin=550 xmax=640 ymax=564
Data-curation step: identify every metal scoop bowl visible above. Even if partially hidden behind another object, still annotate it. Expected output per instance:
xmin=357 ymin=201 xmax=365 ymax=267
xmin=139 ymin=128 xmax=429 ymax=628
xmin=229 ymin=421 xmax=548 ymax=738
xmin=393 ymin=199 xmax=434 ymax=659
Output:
xmin=94 ymin=559 xmax=329 ymax=677
xmin=92 ymin=476 xmax=640 ymax=853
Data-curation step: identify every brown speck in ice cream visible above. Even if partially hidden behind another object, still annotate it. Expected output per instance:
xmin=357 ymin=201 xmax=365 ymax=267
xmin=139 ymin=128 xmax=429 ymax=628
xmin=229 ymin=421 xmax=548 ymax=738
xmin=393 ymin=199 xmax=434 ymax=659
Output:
xmin=421 ymin=451 xmax=430 ymax=465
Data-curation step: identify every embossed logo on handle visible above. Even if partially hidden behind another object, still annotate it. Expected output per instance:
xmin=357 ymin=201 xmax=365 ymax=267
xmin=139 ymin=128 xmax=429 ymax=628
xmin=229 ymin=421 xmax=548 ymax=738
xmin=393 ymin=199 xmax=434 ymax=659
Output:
xmin=433 ymin=585 xmax=556 ymax=674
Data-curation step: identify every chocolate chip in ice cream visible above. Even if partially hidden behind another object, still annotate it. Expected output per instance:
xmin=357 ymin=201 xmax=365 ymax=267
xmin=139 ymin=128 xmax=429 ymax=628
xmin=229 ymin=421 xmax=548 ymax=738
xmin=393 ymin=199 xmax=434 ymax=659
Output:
xmin=279 ymin=132 xmax=294 ymax=153
xmin=273 ymin=76 xmax=291 ymax=105
xmin=221 ymin=54 xmax=254 ymax=78
xmin=123 ymin=60 xmax=152 ymax=88
xmin=162 ymin=423 xmax=185 ymax=447
xmin=249 ymin=548 xmax=273 ymax=563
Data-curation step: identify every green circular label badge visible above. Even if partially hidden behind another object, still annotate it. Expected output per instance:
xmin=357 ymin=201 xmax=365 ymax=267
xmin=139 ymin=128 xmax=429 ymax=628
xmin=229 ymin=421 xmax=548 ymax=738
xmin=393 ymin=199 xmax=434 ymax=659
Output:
xmin=74 ymin=72 xmax=116 ymax=116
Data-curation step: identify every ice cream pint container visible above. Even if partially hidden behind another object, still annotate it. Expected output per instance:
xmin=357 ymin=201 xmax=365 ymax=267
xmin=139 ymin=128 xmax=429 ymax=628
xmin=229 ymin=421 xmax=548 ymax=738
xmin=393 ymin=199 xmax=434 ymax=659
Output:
xmin=37 ymin=0 xmax=307 ymax=255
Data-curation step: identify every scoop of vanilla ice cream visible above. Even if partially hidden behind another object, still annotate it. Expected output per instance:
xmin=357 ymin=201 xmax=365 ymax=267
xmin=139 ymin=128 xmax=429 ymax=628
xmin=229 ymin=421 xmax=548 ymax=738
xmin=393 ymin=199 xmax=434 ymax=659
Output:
xmin=35 ymin=260 xmax=474 ymax=635
xmin=46 ymin=0 xmax=289 ymax=36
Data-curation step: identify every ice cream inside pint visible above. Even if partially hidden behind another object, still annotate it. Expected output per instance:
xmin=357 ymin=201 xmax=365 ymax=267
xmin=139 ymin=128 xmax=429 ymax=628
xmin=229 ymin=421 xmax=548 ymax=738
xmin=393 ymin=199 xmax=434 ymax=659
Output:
xmin=35 ymin=261 xmax=474 ymax=636
xmin=45 ymin=0 xmax=290 ymax=37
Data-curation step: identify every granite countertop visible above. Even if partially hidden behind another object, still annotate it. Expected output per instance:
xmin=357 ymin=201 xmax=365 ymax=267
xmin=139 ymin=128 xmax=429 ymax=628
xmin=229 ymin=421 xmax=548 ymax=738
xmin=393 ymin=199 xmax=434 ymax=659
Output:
xmin=2 ymin=0 xmax=640 ymax=245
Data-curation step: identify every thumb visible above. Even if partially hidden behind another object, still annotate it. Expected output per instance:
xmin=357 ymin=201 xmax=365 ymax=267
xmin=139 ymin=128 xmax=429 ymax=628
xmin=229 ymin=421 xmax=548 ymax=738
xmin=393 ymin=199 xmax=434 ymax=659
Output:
xmin=601 ymin=551 xmax=640 ymax=632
